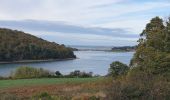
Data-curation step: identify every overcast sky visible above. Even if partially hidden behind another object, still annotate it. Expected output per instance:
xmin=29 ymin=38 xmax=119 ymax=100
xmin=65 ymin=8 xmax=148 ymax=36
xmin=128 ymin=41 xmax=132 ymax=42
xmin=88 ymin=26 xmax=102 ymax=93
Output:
xmin=0 ymin=0 xmax=170 ymax=46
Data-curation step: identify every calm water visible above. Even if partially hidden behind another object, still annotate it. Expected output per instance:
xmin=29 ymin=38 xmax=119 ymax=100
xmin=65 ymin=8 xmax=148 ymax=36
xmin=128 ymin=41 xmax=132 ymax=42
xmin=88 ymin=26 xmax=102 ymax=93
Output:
xmin=0 ymin=51 xmax=134 ymax=76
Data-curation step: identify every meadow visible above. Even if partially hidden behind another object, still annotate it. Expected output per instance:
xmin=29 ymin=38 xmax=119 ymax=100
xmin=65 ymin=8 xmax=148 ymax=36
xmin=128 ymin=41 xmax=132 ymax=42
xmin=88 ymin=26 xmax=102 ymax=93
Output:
xmin=0 ymin=77 xmax=111 ymax=99
xmin=0 ymin=77 xmax=104 ymax=89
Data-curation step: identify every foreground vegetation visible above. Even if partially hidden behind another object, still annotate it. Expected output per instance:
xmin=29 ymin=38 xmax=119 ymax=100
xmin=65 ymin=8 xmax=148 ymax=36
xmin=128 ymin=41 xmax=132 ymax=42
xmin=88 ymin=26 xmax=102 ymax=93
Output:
xmin=0 ymin=77 xmax=110 ymax=100
xmin=0 ymin=28 xmax=76 ymax=62
xmin=105 ymin=16 xmax=170 ymax=100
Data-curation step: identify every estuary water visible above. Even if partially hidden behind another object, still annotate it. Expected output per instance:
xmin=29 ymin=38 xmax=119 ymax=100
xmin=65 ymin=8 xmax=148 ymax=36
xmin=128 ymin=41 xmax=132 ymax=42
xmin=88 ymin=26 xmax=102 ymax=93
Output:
xmin=0 ymin=51 xmax=134 ymax=76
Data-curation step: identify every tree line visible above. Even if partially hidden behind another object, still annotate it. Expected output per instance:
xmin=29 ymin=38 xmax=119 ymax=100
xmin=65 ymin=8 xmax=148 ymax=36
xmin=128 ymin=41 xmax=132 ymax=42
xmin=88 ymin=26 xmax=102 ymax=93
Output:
xmin=9 ymin=66 xmax=93 ymax=79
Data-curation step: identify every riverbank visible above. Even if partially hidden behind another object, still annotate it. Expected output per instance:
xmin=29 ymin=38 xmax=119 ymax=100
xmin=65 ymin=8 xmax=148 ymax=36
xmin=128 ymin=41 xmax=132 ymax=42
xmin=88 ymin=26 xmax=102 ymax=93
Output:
xmin=0 ymin=58 xmax=76 ymax=64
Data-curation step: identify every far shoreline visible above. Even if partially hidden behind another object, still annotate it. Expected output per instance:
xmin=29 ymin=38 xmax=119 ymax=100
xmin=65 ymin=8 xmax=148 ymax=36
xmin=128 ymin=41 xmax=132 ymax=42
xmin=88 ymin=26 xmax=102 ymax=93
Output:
xmin=0 ymin=58 xmax=76 ymax=64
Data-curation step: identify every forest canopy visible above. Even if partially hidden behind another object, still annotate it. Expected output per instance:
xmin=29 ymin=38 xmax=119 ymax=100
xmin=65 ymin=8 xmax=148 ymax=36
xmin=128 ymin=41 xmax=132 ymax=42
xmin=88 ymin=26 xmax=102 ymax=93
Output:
xmin=0 ymin=28 xmax=76 ymax=61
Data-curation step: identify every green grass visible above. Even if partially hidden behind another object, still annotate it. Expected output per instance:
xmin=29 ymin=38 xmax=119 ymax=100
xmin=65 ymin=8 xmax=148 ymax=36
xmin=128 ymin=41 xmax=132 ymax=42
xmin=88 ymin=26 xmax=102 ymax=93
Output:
xmin=0 ymin=77 xmax=104 ymax=89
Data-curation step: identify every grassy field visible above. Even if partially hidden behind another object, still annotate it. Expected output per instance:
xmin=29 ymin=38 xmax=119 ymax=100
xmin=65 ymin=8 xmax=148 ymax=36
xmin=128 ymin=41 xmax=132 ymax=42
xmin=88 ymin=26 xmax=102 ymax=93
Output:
xmin=0 ymin=77 xmax=104 ymax=89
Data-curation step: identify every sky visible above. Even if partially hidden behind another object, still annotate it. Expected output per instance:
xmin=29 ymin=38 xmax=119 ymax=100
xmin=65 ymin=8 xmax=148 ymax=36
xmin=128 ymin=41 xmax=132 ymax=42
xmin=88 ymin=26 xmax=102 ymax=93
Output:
xmin=0 ymin=0 xmax=170 ymax=46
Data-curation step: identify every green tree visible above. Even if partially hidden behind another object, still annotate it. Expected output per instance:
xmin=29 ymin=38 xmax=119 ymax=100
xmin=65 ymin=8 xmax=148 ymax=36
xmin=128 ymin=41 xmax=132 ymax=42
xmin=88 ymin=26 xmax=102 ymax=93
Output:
xmin=131 ymin=16 xmax=170 ymax=75
xmin=55 ymin=71 xmax=62 ymax=77
xmin=165 ymin=17 xmax=170 ymax=53
xmin=108 ymin=61 xmax=129 ymax=77
xmin=140 ymin=17 xmax=165 ymax=50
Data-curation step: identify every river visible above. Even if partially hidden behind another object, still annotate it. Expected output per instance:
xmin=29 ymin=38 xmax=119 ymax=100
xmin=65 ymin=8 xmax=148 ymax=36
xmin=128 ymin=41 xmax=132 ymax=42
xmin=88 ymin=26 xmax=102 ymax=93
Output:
xmin=0 ymin=51 xmax=134 ymax=76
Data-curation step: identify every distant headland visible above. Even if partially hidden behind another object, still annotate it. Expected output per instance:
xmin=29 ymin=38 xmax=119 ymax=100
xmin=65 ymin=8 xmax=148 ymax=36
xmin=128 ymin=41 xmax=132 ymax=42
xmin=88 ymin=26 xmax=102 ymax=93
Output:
xmin=0 ymin=28 xmax=76 ymax=62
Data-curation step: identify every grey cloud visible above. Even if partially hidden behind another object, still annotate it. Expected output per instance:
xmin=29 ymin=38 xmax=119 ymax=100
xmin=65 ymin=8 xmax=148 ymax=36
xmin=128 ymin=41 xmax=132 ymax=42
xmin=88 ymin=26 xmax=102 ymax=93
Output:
xmin=0 ymin=20 xmax=138 ymax=38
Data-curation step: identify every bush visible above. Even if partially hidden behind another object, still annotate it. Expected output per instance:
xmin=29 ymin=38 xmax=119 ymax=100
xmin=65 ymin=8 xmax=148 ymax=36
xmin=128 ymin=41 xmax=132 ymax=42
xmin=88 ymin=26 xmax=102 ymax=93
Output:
xmin=89 ymin=96 xmax=100 ymax=100
xmin=0 ymin=93 xmax=19 ymax=100
xmin=108 ymin=61 xmax=129 ymax=77
xmin=106 ymin=67 xmax=170 ymax=100
xmin=32 ymin=92 xmax=54 ymax=100
xmin=12 ymin=66 xmax=51 ymax=79
xmin=32 ymin=92 xmax=69 ymax=100
xmin=55 ymin=71 xmax=63 ymax=77
xmin=67 ymin=70 xmax=93 ymax=78
xmin=0 ymin=76 xmax=5 ymax=80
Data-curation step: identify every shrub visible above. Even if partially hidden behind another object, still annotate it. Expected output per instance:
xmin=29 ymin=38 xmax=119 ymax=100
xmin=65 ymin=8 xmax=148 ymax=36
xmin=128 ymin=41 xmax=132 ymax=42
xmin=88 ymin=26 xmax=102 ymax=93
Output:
xmin=32 ymin=92 xmax=53 ymax=100
xmin=106 ymin=67 xmax=170 ymax=100
xmin=32 ymin=92 xmax=69 ymax=100
xmin=55 ymin=71 xmax=63 ymax=77
xmin=0 ymin=76 xmax=4 ymax=80
xmin=89 ymin=96 xmax=100 ymax=100
xmin=12 ymin=66 xmax=51 ymax=79
xmin=67 ymin=70 xmax=93 ymax=78
xmin=108 ymin=61 xmax=129 ymax=77
xmin=0 ymin=93 xmax=19 ymax=100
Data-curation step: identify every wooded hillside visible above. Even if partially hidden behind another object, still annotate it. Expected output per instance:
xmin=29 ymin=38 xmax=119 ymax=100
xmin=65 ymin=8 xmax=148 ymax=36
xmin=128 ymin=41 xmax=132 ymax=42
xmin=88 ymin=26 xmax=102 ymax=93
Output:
xmin=0 ymin=28 xmax=76 ymax=61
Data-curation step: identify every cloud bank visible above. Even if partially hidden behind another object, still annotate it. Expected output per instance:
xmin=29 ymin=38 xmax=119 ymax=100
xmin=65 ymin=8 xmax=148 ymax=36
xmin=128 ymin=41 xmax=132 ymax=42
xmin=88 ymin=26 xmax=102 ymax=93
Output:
xmin=0 ymin=0 xmax=169 ymax=46
xmin=0 ymin=20 xmax=138 ymax=38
